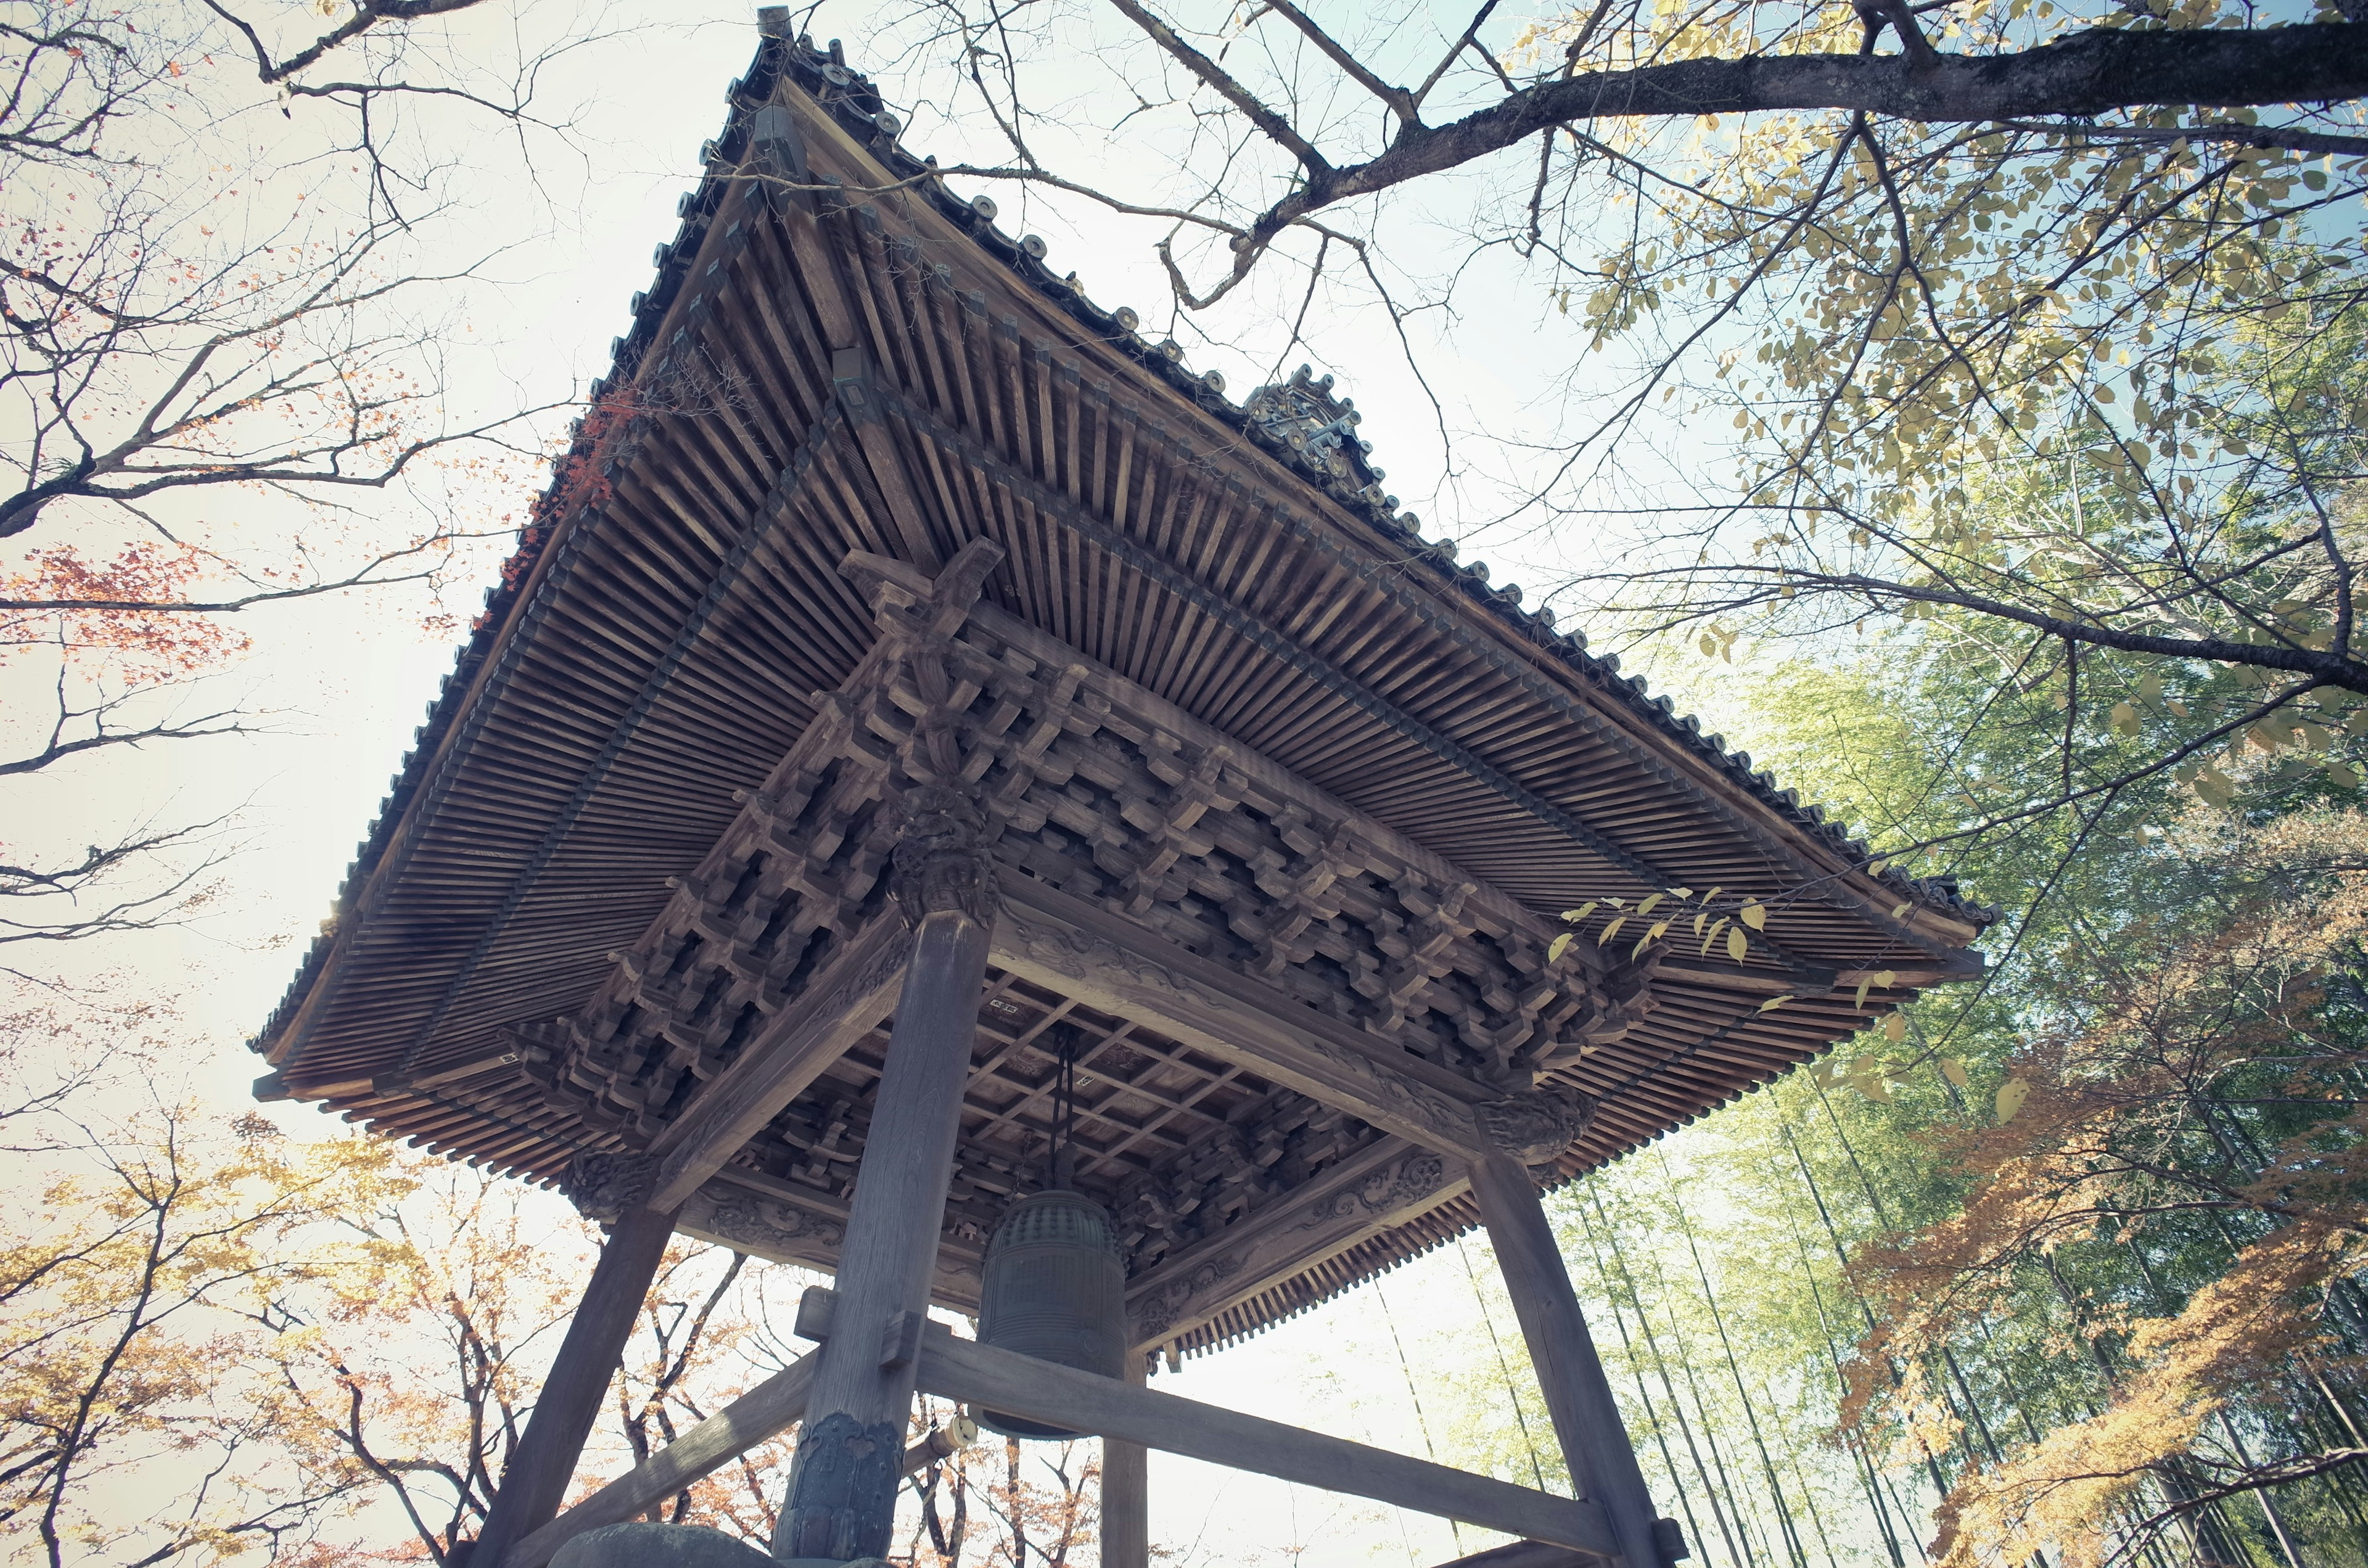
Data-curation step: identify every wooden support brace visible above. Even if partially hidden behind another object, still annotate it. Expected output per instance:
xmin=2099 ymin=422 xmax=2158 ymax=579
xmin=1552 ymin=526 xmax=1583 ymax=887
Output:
xmin=644 ymin=913 xmax=913 ymax=1212
xmin=500 ymin=1353 xmax=817 ymax=1568
xmin=1471 ymin=1154 xmax=1669 ymax=1568
xmin=1431 ymin=1543 xmax=1600 ymax=1568
xmin=500 ymin=1355 xmax=977 ymax=1568
xmin=910 ymin=1323 xmax=1619 ymax=1561
xmin=469 ymin=1205 xmax=682 ymax=1566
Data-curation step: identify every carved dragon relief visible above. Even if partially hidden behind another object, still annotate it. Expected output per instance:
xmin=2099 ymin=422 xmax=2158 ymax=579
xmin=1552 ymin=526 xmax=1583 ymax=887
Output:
xmin=1296 ymin=1151 xmax=1449 ymax=1230
xmin=1130 ymin=1249 xmax=1246 ymax=1339
xmin=689 ymin=1185 xmax=847 ymax=1254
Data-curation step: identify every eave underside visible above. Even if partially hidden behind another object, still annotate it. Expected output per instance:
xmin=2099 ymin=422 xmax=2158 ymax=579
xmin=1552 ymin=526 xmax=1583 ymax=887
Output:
xmin=256 ymin=72 xmax=1984 ymax=1355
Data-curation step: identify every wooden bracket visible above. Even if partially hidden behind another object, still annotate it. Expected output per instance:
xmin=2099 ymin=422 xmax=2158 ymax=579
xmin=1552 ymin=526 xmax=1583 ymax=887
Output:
xmin=793 ymin=1283 xmax=837 ymax=1342
xmin=879 ymin=1308 xmax=926 ymax=1369
xmin=793 ymin=1287 xmax=925 ymax=1371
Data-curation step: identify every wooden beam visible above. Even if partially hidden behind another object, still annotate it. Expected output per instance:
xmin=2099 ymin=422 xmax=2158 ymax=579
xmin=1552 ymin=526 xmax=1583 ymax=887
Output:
xmin=913 ymin=1328 xmax=1618 ymax=1561
xmin=1125 ymin=1139 xmax=1465 ymax=1352
xmin=1431 ymin=1543 xmax=1598 ymax=1568
xmin=1102 ymin=1353 xmax=1149 ymax=1568
xmin=993 ymin=874 xmax=1492 ymax=1160
xmin=469 ymin=1202 xmax=680 ymax=1566
xmin=1470 ymin=1154 xmax=1664 ymax=1568
xmin=674 ymin=1170 xmax=990 ymax=1310
xmin=645 ymin=912 xmax=912 ymax=1212
xmin=501 ymin=1353 xmax=816 ymax=1568
xmin=775 ymin=905 xmax=992 ymax=1562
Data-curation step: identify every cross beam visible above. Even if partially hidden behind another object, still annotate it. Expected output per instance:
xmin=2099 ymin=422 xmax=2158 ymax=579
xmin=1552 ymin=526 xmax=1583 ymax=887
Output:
xmin=914 ymin=1325 xmax=1619 ymax=1560
xmin=499 ymin=1292 xmax=1620 ymax=1568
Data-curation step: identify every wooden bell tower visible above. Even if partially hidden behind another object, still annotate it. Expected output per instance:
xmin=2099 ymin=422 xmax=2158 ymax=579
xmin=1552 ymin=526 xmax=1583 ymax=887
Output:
xmin=252 ymin=14 xmax=1988 ymax=1566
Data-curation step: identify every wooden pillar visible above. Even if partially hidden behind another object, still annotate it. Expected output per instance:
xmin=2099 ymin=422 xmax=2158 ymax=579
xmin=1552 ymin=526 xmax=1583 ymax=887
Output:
xmin=773 ymin=895 xmax=992 ymax=1562
xmin=469 ymin=1199 xmax=678 ymax=1566
xmin=1469 ymin=1153 xmax=1665 ymax=1568
xmin=1101 ymin=1350 xmax=1150 ymax=1568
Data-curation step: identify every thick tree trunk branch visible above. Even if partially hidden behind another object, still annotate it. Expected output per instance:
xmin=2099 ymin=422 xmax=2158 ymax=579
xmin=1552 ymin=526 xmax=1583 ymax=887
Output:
xmin=1231 ymin=23 xmax=2368 ymax=247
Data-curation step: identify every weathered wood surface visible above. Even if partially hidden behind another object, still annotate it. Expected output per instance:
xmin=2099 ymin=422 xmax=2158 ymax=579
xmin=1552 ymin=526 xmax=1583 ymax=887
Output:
xmin=913 ymin=1328 xmax=1619 ymax=1561
xmin=250 ymin=18 xmax=1995 ymax=1365
xmin=471 ymin=1203 xmax=679 ymax=1566
xmin=1431 ymin=1542 xmax=1600 ymax=1568
xmin=501 ymin=1353 xmax=816 ymax=1568
xmin=646 ymin=911 xmax=913 ymax=1210
xmin=1125 ymin=1135 xmax=1465 ymax=1351
xmin=1102 ymin=1353 xmax=1150 ymax=1568
xmin=674 ymin=1168 xmax=988 ymax=1308
xmin=1471 ymin=1154 xmax=1663 ymax=1568
xmin=777 ymin=905 xmax=991 ymax=1558
xmin=992 ymin=875 xmax=1495 ymax=1152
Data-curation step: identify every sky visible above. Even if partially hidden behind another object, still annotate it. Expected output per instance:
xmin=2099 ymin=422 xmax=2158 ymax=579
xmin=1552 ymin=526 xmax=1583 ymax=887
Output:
xmin=0 ymin=2 xmax=1778 ymax=1561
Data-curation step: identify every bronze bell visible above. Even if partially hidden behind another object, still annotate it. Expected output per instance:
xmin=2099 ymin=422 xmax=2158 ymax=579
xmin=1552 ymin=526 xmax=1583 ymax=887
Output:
xmin=974 ymin=1186 xmax=1128 ymax=1439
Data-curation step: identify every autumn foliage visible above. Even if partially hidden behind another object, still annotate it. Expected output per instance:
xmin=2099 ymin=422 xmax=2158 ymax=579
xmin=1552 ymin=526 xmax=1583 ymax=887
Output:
xmin=1844 ymin=810 xmax=2368 ymax=1566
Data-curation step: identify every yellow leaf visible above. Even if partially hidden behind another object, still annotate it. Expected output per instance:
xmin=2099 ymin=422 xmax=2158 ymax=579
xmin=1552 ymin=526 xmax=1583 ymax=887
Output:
xmin=1884 ymin=1013 xmax=1907 ymax=1043
xmin=1700 ymin=885 xmax=1723 ymax=904
xmin=1996 ymin=1077 xmax=2031 ymax=1122
xmin=2110 ymin=701 xmax=2139 ymax=734
xmin=1637 ymin=893 xmax=1666 ymax=916
xmin=1725 ymin=925 xmax=1748 ymax=963
xmin=1759 ymin=994 xmax=1793 ymax=1012
xmin=1873 ymin=969 xmax=1896 ymax=988
xmin=1599 ymin=916 xmax=1629 ymax=946
xmin=1548 ymin=932 xmax=1575 ymax=962
xmin=1890 ymin=901 xmax=1914 ymax=919
xmin=1940 ymin=1058 xmax=1970 ymax=1088
xmin=1739 ymin=901 xmax=1767 ymax=930
xmin=1561 ymin=902 xmax=1598 ymax=924
xmin=1667 ymin=887 xmax=1693 ymax=899
xmin=1701 ymin=916 xmax=1730 ymax=955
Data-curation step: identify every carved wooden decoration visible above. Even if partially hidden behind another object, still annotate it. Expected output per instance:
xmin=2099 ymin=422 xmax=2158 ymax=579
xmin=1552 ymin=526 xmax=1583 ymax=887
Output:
xmin=249 ymin=24 xmax=1990 ymax=1366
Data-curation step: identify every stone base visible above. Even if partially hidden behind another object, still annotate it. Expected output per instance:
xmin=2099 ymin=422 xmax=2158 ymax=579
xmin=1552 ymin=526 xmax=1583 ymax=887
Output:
xmin=548 ymin=1523 xmax=776 ymax=1568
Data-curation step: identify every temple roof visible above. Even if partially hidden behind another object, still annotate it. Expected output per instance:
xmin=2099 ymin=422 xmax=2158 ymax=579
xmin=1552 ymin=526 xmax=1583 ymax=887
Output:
xmin=250 ymin=17 xmax=1988 ymax=1357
